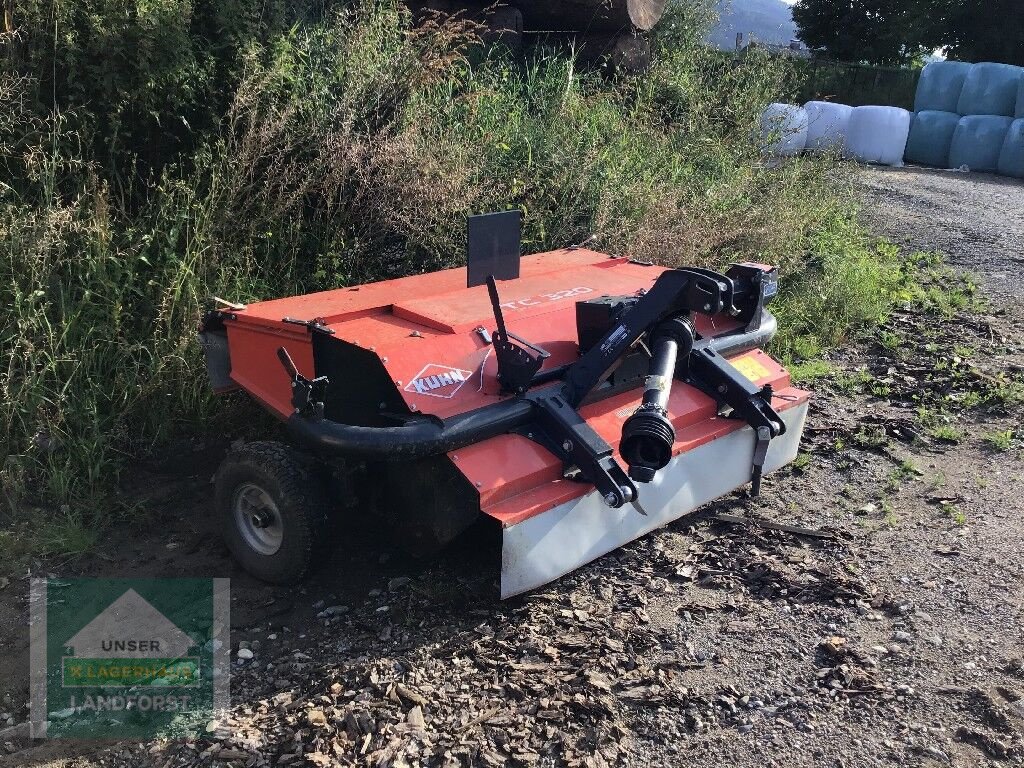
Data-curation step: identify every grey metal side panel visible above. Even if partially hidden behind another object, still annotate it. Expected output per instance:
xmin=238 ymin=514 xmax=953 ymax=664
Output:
xmin=501 ymin=401 xmax=809 ymax=598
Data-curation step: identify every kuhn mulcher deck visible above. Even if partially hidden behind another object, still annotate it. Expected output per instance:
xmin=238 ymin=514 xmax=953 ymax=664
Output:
xmin=201 ymin=213 xmax=809 ymax=597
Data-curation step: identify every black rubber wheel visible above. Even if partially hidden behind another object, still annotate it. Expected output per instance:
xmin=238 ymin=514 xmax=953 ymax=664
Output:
xmin=214 ymin=441 xmax=330 ymax=584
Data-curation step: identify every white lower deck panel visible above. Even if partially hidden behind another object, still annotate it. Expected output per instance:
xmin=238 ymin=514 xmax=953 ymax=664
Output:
xmin=500 ymin=401 xmax=809 ymax=598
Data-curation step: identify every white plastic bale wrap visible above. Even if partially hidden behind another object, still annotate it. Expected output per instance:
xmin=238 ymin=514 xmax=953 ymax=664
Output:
xmin=845 ymin=106 xmax=912 ymax=166
xmin=760 ymin=103 xmax=808 ymax=157
xmin=914 ymin=61 xmax=972 ymax=113
xmin=803 ymin=101 xmax=853 ymax=153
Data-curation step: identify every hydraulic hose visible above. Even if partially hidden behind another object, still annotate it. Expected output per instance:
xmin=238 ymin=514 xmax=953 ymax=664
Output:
xmin=286 ymin=397 xmax=536 ymax=460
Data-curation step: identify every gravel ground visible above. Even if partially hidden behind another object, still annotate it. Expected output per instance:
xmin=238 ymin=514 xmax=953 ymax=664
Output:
xmin=859 ymin=165 xmax=1024 ymax=305
xmin=1 ymin=167 xmax=1023 ymax=768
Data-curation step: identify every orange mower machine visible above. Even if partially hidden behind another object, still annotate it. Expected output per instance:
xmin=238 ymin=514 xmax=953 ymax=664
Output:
xmin=200 ymin=213 xmax=809 ymax=597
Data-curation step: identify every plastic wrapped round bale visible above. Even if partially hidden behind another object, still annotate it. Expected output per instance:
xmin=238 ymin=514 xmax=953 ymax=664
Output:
xmin=905 ymin=111 xmax=960 ymax=168
xmin=957 ymin=62 xmax=1023 ymax=117
xmin=845 ymin=106 xmax=912 ymax=166
xmin=914 ymin=61 xmax=972 ymax=113
xmin=997 ymin=119 xmax=1024 ymax=178
xmin=803 ymin=101 xmax=853 ymax=153
xmin=949 ymin=115 xmax=1013 ymax=173
xmin=761 ymin=103 xmax=808 ymax=157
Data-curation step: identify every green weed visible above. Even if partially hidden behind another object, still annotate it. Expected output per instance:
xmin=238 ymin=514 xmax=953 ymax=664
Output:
xmin=771 ymin=231 xmax=904 ymax=363
xmin=917 ymin=407 xmax=963 ymax=444
xmin=896 ymin=253 xmax=983 ymax=317
xmin=878 ymin=331 xmax=901 ymax=351
xmin=898 ymin=459 xmax=922 ymax=477
xmin=879 ymin=499 xmax=899 ymax=527
xmin=943 ymin=504 xmax=967 ymax=526
xmin=981 ymin=378 xmax=1024 ymax=409
xmin=869 ymin=382 xmax=892 ymax=397
xmin=885 ymin=459 xmax=921 ymax=492
xmin=985 ymin=429 xmax=1016 ymax=452
xmin=930 ymin=425 xmax=963 ymax=444
xmin=853 ymin=426 xmax=889 ymax=449
xmin=833 ymin=370 xmax=874 ymax=395
xmin=788 ymin=359 xmax=834 ymax=382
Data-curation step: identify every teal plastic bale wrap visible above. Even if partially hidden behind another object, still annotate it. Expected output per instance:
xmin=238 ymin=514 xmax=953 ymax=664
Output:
xmin=957 ymin=62 xmax=1024 ymax=117
xmin=905 ymin=111 xmax=960 ymax=167
xmin=914 ymin=61 xmax=972 ymax=113
xmin=949 ymin=115 xmax=1013 ymax=172
xmin=998 ymin=119 xmax=1024 ymax=178
xmin=1017 ymin=76 xmax=1024 ymax=119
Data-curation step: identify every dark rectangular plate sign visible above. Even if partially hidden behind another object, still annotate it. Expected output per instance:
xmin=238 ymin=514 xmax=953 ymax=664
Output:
xmin=467 ymin=210 xmax=521 ymax=288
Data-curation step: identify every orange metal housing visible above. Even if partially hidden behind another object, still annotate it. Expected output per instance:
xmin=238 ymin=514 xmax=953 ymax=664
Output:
xmin=218 ymin=248 xmax=809 ymax=531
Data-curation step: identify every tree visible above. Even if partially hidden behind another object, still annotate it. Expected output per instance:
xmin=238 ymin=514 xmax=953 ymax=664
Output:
xmin=793 ymin=0 xmax=1024 ymax=67
xmin=792 ymin=0 xmax=938 ymax=65
xmin=937 ymin=0 xmax=1024 ymax=66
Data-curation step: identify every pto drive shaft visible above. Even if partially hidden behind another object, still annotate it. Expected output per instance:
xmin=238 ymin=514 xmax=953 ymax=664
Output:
xmin=620 ymin=317 xmax=695 ymax=483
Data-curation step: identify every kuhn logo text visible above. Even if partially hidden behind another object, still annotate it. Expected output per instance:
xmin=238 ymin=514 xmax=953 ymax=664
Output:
xmin=404 ymin=365 xmax=473 ymax=399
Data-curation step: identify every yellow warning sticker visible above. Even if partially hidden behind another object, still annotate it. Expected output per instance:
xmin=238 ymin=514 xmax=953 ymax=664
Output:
xmin=732 ymin=355 xmax=772 ymax=382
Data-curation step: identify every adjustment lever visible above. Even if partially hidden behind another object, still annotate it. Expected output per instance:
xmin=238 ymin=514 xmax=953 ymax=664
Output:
xmin=277 ymin=347 xmax=329 ymax=419
xmin=751 ymin=425 xmax=772 ymax=496
xmin=486 ymin=275 xmax=550 ymax=394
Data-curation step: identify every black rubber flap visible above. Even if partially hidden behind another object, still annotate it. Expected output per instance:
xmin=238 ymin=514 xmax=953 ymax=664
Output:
xmin=467 ymin=210 xmax=521 ymax=288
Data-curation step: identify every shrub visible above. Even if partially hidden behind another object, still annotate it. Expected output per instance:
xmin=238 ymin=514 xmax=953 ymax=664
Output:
xmin=5 ymin=0 xmax=300 ymax=180
xmin=0 ymin=1 xmax=892 ymax=548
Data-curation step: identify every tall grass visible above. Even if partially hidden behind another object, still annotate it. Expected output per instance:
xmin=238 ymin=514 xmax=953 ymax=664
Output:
xmin=1 ymin=1 xmax=886 ymax=552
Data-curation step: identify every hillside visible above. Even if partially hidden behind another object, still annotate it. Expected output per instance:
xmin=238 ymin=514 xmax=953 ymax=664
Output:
xmin=707 ymin=0 xmax=799 ymax=49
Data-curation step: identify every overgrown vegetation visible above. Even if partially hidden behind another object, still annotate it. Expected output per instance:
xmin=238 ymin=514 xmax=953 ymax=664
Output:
xmin=771 ymin=222 xmax=904 ymax=362
xmin=794 ymin=247 xmax=1023 ymax=465
xmin=1 ymin=1 xmax=911 ymax=553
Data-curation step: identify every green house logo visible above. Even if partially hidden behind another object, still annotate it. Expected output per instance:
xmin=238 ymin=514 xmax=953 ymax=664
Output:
xmin=31 ymin=578 xmax=229 ymax=739
xmin=61 ymin=589 xmax=200 ymax=689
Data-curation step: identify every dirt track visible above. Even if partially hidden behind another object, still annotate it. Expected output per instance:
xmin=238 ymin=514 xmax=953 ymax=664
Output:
xmin=1 ymin=166 xmax=1023 ymax=767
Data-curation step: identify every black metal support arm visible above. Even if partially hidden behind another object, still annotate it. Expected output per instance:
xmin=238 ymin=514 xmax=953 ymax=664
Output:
xmin=527 ymin=390 xmax=638 ymax=510
xmin=685 ymin=344 xmax=786 ymax=495
xmin=559 ymin=269 xmax=732 ymax=408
